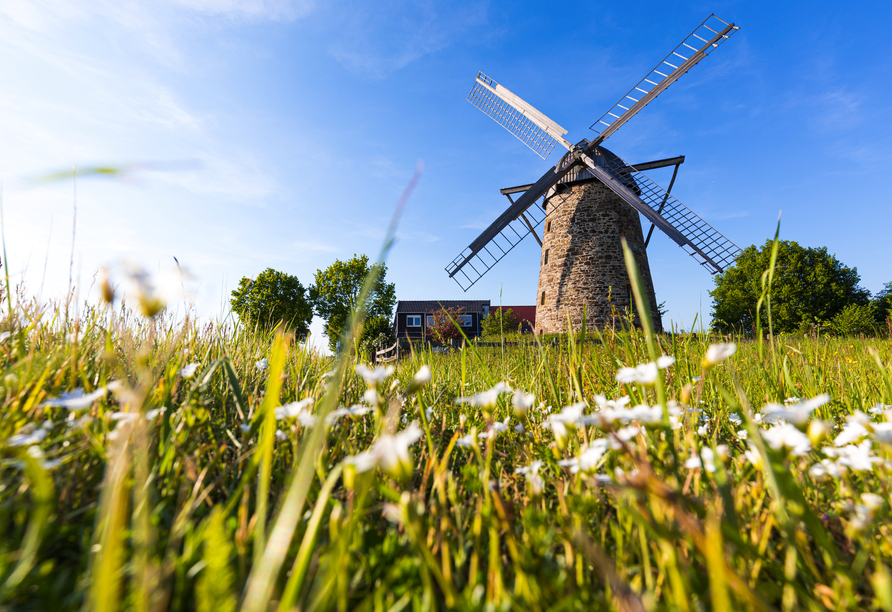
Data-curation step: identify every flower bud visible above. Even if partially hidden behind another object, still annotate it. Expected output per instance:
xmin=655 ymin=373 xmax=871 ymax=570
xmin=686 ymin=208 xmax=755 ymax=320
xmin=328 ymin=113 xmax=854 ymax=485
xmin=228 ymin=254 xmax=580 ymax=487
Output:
xmin=98 ymin=266 xmax=115 ymax=304
xmin=808 ymin=419 xmax=832 ymax=445
xmin=526 ymin=473 xmax=544 ymax=500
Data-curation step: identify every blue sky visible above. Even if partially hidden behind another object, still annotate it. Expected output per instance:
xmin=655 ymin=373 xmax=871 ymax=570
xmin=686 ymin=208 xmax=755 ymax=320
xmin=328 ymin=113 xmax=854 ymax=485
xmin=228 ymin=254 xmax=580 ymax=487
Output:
xmin=2 ymin=0 xmax=890 ymax=347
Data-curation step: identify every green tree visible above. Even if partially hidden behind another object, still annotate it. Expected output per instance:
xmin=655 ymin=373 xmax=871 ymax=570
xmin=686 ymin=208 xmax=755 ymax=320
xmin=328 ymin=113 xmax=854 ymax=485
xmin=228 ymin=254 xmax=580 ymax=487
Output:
xmin=710 ymin=239 xmax=870 ymax=334
xmin=829 ymin=303 xmax=876 ymax=337
xmin=358 ymin=315 xmax=396 ymax=359
xmin=230 ymin=268 xmax=313 ymax=335
xmin=310 ymin=254 xmax=396 ymax=350
xmin=481 ymin=308 xmax=520 ymax=338
xmin=871 ymin=281 xmax=892 ymax=325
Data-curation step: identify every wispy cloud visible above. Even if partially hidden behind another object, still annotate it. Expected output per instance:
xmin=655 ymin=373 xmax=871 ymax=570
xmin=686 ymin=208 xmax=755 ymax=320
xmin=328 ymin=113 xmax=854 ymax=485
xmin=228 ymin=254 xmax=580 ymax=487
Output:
xmin=325 ymin=0 xmax=488 ymax=79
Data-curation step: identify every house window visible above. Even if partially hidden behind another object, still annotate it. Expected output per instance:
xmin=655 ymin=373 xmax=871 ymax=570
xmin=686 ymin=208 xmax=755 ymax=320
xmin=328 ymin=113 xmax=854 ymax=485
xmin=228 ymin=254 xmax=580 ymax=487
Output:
xmin=426 ymin=315 xmax=434 ymax=326
xmin=543 ymin=248 xmax=549 ymax=265
xmin=459 ymin=314 xmax=473 ymax=327
xmin=540 ymin=291 xmax=546 ymax=306
xmin=407 ymin=315 xmax=421 ymax=327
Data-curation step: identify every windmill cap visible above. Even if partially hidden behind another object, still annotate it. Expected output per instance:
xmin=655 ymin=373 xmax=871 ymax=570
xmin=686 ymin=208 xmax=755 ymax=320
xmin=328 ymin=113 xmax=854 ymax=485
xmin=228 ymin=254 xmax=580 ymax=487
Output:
xmin=544 ymin=144 xmax=640 ymax=204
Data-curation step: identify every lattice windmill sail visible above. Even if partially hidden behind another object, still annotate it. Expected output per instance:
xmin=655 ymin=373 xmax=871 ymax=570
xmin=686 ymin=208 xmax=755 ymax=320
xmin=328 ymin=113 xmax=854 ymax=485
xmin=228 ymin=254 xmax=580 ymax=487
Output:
xmin=446 ymin=14 xmax=742 ymax=324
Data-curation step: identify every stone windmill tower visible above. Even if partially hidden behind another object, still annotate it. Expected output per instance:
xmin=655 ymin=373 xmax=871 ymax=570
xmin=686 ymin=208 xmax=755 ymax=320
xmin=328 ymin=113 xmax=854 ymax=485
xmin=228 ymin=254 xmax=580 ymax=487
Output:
xmin=446 ymin=15 xmax=742 ymax=334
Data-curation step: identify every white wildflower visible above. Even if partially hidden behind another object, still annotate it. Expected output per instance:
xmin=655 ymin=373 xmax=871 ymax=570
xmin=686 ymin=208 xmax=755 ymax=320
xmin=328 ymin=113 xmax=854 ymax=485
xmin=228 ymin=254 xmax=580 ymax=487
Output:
xmin=41 ymin=387 xmax=108 ymax=411
xmin=702 ymin=343 xmax=736 ymax=367
xmin=737 ymin=429 xmax=748 ymax=440
xmin=764 ymin=394 xmax=830 ymax=426
xmin=862 ymin=493 xmax=884 ymax=510
xmin=414 ymin=364 xmax=432 ymax=385
xmin=578 ymin=439 xmax=610 ymax=473
xmin=455 ymin=382 xmax=511 ymax=408
xmin=355 ymin=364 xmax=394 ymax=385
xmin=109 ymin=411 xmax=140 ymax=423
xmin=255 ymin=358 xmax=268 ymax=371
xmin=239 ymin=424 xmax=252 ymax=433
xmin=824 ymin=440 xmax=883 ymax=471
xmin=6 ymin=426 xmax=48 ymax=447
xmin=550 ymin=402 xmax=587 ymax=428
xmin=868 ymin=403 xmax=892 ymax=415
xmin=326 ymin=405 xmax=374 ymax=425
xmin=616 ymin=362 xmax=659 ymax=385
xmin=849 ymin=504 xmax=874 ymax=535
xmin=146 ymin=407 xmax=166 ymax=420
xmin=512 ymin=389 xmax=535 ymax=418
xmin=613 ymin=426 xmax=639 ymax=443
xmin=834 ymin=416 xmax=870 ymax=446
xmin=275 ymin=429 xmax=287 ymax=442
xmin=593 ymin=395 xmax=631 ymax=410
xmin=872 ymin=422 xmax=892 ymax=445
xmin=526 ymin=472 xmax=544 ymax=498
xmin=549 ymin=420 xmax=569 ymax=449
xmin=557 ymin=458 xmax=579 ymax=471
xmin=591 ymin=402 xmax=661 ymax=426
xmin=515 ymin=460 xmax=543 ymax=475
xmin=810 ymin=458 xmax=846 ymax=480
xmin=274 ymin=398 xmax=315 ymax=420
xmin=180 ymin=362 xmax=200 ymax=378
xmin=684 ymin=456 xmax=702 ymax=470
xmin=456 ymin=432 xmax=477 ymax=448
xmin=762 ymin=423 xmax=811 ymax=456
xmin=744 ymin=445 xmax=763 ymax=469
xmin=347 ymin=422 xmax=423 ymax=480
xmin=728 ymin=413 xmax=742 ymax=426
xmin=657 ymin=355 xmax=676 ymax=369
xmin=363 ymin=389 xmax=380 ymax=407
xmin=489 ymin=417 xmax=511 ymax=437
xmin=697 ymin=425 xmax=708 ymax=436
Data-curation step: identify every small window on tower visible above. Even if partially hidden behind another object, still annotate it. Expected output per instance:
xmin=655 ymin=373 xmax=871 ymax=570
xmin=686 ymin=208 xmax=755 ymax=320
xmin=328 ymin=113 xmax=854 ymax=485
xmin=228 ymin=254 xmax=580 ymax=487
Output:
xmin=543 ymin=249 xmax=549 ymax=265
xmin=546 ymin=220 xmax=552 ymax=233
xmin=540 ymin=291 xmax=546 ymax=306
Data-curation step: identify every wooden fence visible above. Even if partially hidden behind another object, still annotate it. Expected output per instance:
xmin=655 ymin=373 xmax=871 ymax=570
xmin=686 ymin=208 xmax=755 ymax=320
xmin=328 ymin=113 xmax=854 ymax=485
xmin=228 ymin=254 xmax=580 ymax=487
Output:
xmin=375 ymin=340 xmax=400 ymax=363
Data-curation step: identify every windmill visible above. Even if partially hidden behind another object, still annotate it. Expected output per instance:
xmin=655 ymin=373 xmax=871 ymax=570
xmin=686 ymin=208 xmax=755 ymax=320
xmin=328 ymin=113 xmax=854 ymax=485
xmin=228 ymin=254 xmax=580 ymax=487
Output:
xmin=445 ymin=14 xmax=741 ymax=334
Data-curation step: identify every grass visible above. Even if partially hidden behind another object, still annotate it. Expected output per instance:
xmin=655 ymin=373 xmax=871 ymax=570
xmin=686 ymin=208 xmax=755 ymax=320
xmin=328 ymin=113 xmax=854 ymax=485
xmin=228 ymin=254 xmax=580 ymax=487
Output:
xmin=3 ymin=246 xmax=892 ymax=611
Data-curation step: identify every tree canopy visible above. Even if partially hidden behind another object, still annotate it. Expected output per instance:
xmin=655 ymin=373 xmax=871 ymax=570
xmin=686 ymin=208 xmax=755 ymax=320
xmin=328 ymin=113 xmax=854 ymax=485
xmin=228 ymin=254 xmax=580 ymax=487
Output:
xmin=872 ymin=281 xmax=892 ymax=326
xmin=710 ymin=239 xmax=870 ymax=334
xmin=310 ymin=254 xmax=396 ymax=350
xmin=481 ymin=308 xmax=520 ymax=338
xmin=230 ymin=268 xmax=313 ymax=336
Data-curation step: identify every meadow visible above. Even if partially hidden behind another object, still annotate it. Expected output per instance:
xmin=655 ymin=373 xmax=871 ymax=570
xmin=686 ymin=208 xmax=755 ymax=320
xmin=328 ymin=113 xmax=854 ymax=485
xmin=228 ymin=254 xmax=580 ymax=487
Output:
xmin=2 ymin=254 xmax=892 ymax=611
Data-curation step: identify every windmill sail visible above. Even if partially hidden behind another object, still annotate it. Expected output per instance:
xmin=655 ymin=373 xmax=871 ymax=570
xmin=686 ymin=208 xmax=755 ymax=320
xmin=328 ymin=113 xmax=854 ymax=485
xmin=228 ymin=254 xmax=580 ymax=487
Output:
xmin=445 ymin=160 xmax=580 ymax=290
xmin=468 ymin=73 xmax=572 ymax=159
xmin=578 ymin=149 xmax=740 ymax=274
xmin=589 ymin=14 xmax=738 ymax=146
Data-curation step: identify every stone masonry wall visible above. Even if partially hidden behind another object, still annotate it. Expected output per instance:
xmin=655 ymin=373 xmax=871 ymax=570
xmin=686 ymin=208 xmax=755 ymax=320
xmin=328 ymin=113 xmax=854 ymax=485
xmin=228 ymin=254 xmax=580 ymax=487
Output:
xmin=535 ymin=180 xmax=663 ymax=334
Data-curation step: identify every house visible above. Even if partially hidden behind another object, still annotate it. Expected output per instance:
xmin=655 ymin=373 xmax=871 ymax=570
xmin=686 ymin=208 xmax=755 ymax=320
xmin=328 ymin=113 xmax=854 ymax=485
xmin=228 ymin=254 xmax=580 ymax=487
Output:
xmin=491 ymin=305 xmax=537 ymax=333
xmin=393 ymin=300 xmax=490 ymax=341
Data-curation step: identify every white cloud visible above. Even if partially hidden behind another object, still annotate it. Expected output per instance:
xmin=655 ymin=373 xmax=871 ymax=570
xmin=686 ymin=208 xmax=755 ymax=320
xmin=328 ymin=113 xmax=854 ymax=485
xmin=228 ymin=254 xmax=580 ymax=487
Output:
xmin=326 ymin=0 xmax=488 ymax=78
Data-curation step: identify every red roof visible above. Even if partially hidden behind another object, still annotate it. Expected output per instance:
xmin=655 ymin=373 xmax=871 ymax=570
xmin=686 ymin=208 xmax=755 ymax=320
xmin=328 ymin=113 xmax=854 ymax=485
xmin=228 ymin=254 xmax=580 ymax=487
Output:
xmin=493 ymin=305 xmax=536 ymax=327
